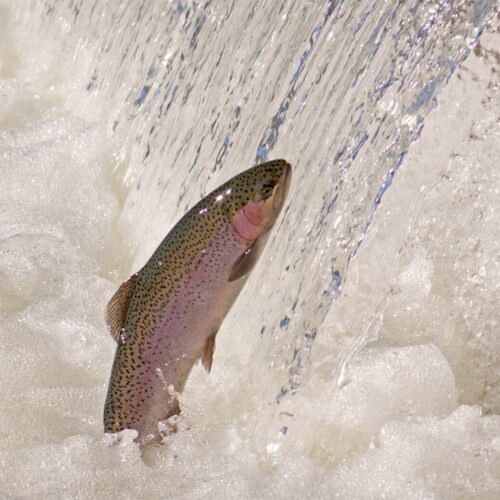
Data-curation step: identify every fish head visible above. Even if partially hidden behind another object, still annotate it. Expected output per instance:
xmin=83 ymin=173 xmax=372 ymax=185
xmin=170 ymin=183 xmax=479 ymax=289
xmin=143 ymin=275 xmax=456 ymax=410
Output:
xmin=221 ymin=159 xmax=292 ymax=242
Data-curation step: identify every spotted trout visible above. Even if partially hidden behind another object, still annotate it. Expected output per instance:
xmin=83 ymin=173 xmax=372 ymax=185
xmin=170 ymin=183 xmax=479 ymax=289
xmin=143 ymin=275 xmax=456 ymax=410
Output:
xmin=104 ymin=159 xmax=291 ymax=443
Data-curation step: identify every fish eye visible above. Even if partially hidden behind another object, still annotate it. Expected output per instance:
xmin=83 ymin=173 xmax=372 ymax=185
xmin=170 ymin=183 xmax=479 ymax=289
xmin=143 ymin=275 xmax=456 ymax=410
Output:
xmin=260 ymin=181 xmax=276 ymax=198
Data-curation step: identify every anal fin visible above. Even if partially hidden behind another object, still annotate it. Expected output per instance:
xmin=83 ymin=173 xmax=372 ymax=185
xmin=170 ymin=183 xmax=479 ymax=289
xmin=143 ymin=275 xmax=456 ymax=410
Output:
xmin=105 ymin=272 xmax=139 ymax=343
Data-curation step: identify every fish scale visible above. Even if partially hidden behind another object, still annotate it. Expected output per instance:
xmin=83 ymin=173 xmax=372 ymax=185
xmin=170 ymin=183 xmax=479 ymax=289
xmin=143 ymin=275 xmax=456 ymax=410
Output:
xmin=104 ymin=159 xmax=291 ymax=443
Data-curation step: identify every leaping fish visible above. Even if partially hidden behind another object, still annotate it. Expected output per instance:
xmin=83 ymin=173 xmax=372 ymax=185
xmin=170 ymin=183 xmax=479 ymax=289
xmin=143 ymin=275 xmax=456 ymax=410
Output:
xmin=104 ymin=159 xmax=291 ymax=443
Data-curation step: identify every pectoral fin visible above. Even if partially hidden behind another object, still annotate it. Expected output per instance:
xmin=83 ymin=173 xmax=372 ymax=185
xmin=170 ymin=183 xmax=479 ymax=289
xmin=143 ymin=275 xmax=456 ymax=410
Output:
xmin=201 ymin=332 xmax=217 ymax=373
xmin=105 ymin=272 xmax=138 ymax=343
xmin=229 ymin=240 xmax=261 ymax=282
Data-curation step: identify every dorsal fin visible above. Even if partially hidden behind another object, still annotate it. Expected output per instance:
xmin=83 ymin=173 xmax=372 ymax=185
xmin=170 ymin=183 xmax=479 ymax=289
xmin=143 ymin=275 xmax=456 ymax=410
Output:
xmin=105 ymin=272 xmax=139 ymax=343
xmin=201 ymin=331 xmax=217 ymax=373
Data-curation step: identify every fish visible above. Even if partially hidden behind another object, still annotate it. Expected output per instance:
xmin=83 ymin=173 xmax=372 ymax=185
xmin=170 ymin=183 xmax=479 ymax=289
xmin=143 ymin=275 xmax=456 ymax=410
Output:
xmin=103 ymin=159 xmax=291 ymax=444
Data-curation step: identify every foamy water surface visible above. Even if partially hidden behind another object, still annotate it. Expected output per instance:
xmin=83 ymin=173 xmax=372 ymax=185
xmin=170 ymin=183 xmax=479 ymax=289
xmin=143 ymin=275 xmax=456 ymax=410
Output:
xmin=0 ymin=1 xmax=499 ymax=498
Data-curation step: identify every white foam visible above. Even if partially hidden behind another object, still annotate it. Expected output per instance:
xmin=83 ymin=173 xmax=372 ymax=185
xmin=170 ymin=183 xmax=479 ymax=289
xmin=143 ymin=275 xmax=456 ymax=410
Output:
xmin=0 ymin=2 xmax=499 ymax=499
xmin=326 ymin=405 xmax=500 ymax=499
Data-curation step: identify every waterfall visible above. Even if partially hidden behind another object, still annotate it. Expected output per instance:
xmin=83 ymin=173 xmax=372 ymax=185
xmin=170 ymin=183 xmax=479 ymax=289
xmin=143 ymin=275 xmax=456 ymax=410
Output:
xmin=0 ymin=0 xmax=498 ymax=497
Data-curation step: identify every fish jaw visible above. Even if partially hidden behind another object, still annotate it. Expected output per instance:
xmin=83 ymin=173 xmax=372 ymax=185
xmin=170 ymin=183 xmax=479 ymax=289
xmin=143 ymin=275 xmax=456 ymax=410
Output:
xmin=272 ymin=160 xmax=291 ymax=211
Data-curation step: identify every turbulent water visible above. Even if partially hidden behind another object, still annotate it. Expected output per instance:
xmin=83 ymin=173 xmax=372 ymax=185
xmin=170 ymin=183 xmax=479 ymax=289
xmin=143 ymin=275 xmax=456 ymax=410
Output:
xmin=0 ymin=0 xmax=499 ymax=498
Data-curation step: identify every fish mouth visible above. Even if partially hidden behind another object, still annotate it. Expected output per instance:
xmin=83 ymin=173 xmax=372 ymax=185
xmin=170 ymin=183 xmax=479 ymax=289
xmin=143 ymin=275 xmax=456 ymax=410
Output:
xmin=272 ymin=161 xmax=292 ymax=212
